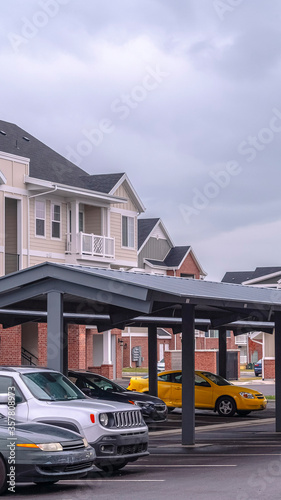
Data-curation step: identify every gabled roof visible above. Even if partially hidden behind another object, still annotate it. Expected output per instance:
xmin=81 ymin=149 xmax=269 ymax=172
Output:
xmin=138 ymin=218 xmax=161 ymax=249
xmin=138 ymin=218 xmax=173 ymax=252
xmin=79 ymin=173 xmax=124 ymax=193
xmin=144 ymin=246 xmax=207 ymax=276
xmin=221 ymin=271 xmax=255 ymax=284
xmin=0 ymin=120 xmax=129 ymax=197
xmin=222 ymin=267 xmax=281 ymax=285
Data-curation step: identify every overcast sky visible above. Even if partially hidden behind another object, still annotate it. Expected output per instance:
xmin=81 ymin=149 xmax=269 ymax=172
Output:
xmin=1 ymin=0 xmax=281 ymax=281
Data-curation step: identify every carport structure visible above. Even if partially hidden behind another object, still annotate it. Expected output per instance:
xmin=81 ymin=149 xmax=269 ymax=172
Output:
xmin=0 ymin=262 xmax=280 ymax=445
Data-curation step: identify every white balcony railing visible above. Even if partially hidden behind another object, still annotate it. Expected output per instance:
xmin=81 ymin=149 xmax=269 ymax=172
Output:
xmin=66 ymin=232 xmax=115 ymax=259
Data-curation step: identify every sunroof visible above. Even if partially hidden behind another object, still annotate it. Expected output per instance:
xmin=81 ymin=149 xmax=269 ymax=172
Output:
xmin=0 ymin=131 xmax=6 ymax=136
xmin=22 ymin=136 xmax=30 ymax=141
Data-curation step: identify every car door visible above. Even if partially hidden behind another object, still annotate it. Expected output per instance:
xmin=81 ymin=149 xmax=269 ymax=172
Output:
xmin=157 ymin=373 xmax=173 ymax=405
xmin=170 ymin=372 xmax=182 ymax=406
xmin=0 ymin=375 xmax=29 ymax=420
xmin=194 ymin=374 xmax=213 ymax=408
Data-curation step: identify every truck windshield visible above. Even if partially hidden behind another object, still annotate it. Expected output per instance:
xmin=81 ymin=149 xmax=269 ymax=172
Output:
xmin=22 ymin=372 xmax=87 ymax=401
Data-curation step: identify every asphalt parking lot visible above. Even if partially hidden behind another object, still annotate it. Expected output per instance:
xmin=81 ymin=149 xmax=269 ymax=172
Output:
xmin=10 ymin=400 xmax=281 ymax=500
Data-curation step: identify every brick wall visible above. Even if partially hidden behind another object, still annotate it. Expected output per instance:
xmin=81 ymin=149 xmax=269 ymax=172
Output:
xmin=195 ymin=351 xmax=217 ymax=372
xmin=248 ymin=338 xmax=263 ymax=363
xmin=38 ymin=323 xmax=47 ymax=366
xmin=0 ymin=324 xmax=21 ymax=365
xmin=263 ymin=358 xmax=275 ymax=379
xmin=68 ymin=324 xmax=87 ymax=370
xmin=166 ymin=252 xmax=201 ymax=279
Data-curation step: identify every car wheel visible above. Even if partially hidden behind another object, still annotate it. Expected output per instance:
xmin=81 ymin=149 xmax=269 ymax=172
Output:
xmin=237 ymin=410 xmax=251 ymax=417
xmin=255 ymin=373 xmax=259 ymax=377
xmin=95 ymin=460 xmax=128 ymax=473
xmin=0 ymin=456 xmax=7 ymax=494
xmin=216 ymin=396 xmax=236 ymax=417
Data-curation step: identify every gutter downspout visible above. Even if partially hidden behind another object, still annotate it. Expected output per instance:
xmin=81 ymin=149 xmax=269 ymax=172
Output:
xmin=27 ymin=186 xmax=58 ymax=267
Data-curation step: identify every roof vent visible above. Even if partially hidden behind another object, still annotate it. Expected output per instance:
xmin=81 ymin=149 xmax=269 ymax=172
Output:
xmin=22 ymin=136 xmax=30 ymax=141
xmin=0 ymin=130 xmax=6 ymax=136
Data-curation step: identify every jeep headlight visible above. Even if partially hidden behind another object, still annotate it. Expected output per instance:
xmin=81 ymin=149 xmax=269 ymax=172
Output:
xmin=239 ymin=392 xmax=255 ymax=399
xmin=99 ymin=413 xmax=109 ymax=427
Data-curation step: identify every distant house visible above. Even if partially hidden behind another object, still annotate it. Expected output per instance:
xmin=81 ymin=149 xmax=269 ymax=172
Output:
xmin=122 ymin=218 xmax=208 ymax=368
xmin=222 ymin=267 xmax=281 ymax=378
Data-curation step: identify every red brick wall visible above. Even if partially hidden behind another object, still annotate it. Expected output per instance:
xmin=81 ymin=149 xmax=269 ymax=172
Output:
xmin=38 ymin=323 xmax=47 ymax=366
xmin=112 ymin=329 xmax=123 ymax=378
xmin=167 ymin=252 xmax=201 ymax=279
xmin=264 ymin=359 xmax=275 ymax=379
xmin=68 ymin=325 xmax=86 ymax=370
xmin=195 ymin=332 xmax=236 ymax=350
xmin=248 ymin=338 xmax=263 ymax=363
xmin=0 ymin=324 xmax=21 ymax=365
xmin=195 ymin=351 xmax=217 ymax=372
xmin=86 ymin=329 xmax=94 ymax=368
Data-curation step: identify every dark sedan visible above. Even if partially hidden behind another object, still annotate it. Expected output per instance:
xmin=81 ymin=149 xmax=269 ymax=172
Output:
xmin=0 ymin=416 xmax=95 ymax=494
xmin=254 ymin=360 xmax=262 ymax=377
xmin=68 ymin=371 xmax=167 ymax=424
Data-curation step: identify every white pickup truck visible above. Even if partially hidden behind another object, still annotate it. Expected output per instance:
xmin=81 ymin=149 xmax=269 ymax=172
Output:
xmin=0 ymin=366 xmax=149 ymax=472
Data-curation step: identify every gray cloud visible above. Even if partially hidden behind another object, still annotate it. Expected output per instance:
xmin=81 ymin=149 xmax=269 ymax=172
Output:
xmin=1 ymin=0 xmax=281 ymax=280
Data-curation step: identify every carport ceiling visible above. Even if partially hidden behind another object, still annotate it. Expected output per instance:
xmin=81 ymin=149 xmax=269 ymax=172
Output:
xmin=0 ymin=262 xmax=280 ymax=331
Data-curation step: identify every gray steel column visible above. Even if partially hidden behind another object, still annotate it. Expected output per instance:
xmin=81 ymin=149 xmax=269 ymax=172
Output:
xmin=148 ymin=325 xmax=158 ymax=397
xmin=47 ymin=291 xmax=63 ymax=372
xmin=218 ymin=327 xmax=227 ymax=379
xmin=275 ymin=313 xmax=281 ymax=432
xmin=182 ymin=303 xmax=195 ymax=445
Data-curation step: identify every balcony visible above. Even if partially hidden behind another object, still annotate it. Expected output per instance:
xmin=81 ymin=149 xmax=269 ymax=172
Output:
xmin=66 ymin=232 xmax=115 ymax=260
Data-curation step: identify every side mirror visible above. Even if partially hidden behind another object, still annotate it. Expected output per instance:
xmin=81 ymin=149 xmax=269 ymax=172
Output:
xmin=0 ymin=394 xmax=8 ymax=404
xmin=0 ymin=394 xmax=22 ymax=405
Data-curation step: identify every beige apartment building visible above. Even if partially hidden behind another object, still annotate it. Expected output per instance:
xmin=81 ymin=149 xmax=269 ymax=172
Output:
xmin=0 ymin=120 xmax=145 ymax=377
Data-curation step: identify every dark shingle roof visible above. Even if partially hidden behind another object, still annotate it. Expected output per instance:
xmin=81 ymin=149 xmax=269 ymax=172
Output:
xmin=222 ymin=267 xmax=281 ymax=284
xmin=145 ymin=246 xmax=190 ymax=268
xmin=79 ymin=173 xmax=124 ymax=193
xmin=138 ymin=218 xmax=160 ymax=249
xmin=0 ymin=120 xmax=123 ymax=194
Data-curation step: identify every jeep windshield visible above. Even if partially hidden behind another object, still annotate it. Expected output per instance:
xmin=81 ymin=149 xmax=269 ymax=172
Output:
xmin=22 ymin=372 xmax=87 ymax=401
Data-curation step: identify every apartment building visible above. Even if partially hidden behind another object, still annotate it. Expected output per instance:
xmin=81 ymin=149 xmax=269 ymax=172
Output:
xmin=0 ymin=120 xmax=145 ymax=377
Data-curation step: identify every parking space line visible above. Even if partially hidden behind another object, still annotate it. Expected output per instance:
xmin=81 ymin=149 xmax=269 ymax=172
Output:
xmin=148 ymin=453 xmax=281 ymax=456
xmin=149 ymin=417 xmax=275 ymax=436
xmin=62 ymin=479 xmax=166 ymax=482
xmin=127 ymin=464 xmax=237 ymax=467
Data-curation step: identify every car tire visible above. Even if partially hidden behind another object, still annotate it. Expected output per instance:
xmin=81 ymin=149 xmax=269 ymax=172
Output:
xmin=95 ymin=460 xmax=128 ymax=473
xmin=216 ymin=396 xmax=236 ymax=417
xmin=255 ymin=373 xmax=259 ymax=377
xmin=237 ymin=410 xmax=251 ymax=417
xmin=0 ymin=456 xmax=7 ymax=494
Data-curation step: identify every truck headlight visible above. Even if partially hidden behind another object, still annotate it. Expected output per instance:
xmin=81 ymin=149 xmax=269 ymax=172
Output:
xmin=239 ymin=392 xmax=255 ymax=399
xmin=99 ymin=413 xmax=109 ymax=427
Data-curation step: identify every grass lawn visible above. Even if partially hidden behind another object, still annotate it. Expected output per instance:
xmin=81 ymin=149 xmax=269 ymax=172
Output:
xmin=122 ymin=367 xmax=148 ymax=373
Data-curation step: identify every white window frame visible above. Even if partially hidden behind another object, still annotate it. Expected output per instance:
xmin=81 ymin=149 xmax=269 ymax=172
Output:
xmin=35 ymin=200 xmax=46 ymax=238
xmin=121 ymin=215 xmax=135 ymax=249
xmin=51 ymin=203 xmax=61 ymax=240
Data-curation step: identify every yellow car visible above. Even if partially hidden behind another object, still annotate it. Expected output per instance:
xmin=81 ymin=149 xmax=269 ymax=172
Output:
xmin=127 ymin=370 xmax=267 ymax=417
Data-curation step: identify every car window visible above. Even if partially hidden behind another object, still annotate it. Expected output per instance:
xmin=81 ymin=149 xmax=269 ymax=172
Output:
xmin=22 ymin=372 xmax=87 ymax=401
xmin=195 ymin=374 xmax=211 ymax=387
xmin=201 ymin=372 xmax=232 ymax=386
xmin=0 ymin=376 xmax=24 ymax=402
xmin=173 ymin=373 xmax=182 ymax=384
xmin=158 ymin=373 xmax=172 ymax=382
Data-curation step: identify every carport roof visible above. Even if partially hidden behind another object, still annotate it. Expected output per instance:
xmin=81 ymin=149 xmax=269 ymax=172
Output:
xmin=0 ymin=262 xmax=281 ymax=331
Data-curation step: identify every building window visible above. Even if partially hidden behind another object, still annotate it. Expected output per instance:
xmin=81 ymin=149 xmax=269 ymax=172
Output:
xmin=35 ymin=200 xmax=45 ymax=237
xmin=205 ymin=330 xmax=219 ymax=338
xmin=52 ymin=204 xmax=61 ymax=238
xmin=180 ymin=273 xmax=195 ymax=279
xmin=79 ymin=211 xmax=84 ymax=232
xmin=122 ymin=216 xmax=135 ymax=248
